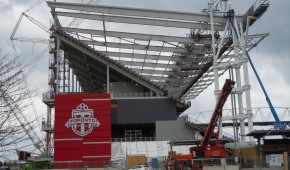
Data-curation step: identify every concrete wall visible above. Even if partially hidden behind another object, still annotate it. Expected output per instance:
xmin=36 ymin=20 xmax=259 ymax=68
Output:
xmin=156 ymin=119 xmax=196 ymax=141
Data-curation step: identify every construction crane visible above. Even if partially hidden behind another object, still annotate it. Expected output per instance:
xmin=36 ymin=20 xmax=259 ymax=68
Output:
xmin=165 ymin=79 xmax=235 ymax=170
xmin=244 ymin=51 xmax=289 ymax=130
xmin=9 ymin=11 xmax=51 ymax=157
xmin=9 ymin=0 xmax=103 ymax=158
xmin=10 ymin=12 xmax=51 ymax=44
xmin=0 ymin=83 xmax=46 ymax=155
xmin=189 ymin=79 xmax=235 ymax=158
xmin=11 ymin=0 xmax=102 ymax=43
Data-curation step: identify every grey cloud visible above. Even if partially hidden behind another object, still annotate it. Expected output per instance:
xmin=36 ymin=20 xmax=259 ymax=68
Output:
xmin=252 ymin=1 xmax=290 ymax=84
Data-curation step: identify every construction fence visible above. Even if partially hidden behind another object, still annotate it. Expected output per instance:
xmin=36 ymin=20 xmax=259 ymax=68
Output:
xmin=3 ymin=155 xmax=287 ymax=170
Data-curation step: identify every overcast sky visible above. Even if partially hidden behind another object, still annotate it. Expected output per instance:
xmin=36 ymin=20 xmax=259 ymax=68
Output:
xmin=1 ymin=0 xmax=290 ymax=120
xmin=0 ymin=0 xmax=290 ymax=157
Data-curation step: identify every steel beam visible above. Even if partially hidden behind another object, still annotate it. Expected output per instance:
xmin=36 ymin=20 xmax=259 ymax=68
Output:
xmin=141 ymin=75 xmax=187 ymax=82
xmin=54 ymin=11 xmax=226 ymax=31
xmin=81 ymin=40 xmax=210 ymax=55
xmin=47 ymin=1 xmax=234 ymax=24
xmin=106 ymin=51 xmax=209 ymax=62
xmin=146 ymin=75 xmax=207 ymax=83
xmin=63 ymin=28 xmax=267 ymax=46
xmin=120 ymin=60 xmax=203 ymax=70
xmin=247 ymin=33 xmax=270 ymax=39
xmin=158 ymin=76 xmax=215 ymax=85
xmin=63 ymin=27 xmax=204 ymax=44
xmin=121 ymin=61 xmax=176 ymax=69
xmin=131 ymin=68 xmax=197 ymax=76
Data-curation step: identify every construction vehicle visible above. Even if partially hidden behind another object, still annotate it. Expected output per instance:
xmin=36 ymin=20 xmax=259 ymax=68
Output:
xmin=165 ymin=79 xmax=235 ymax=170
xmin=165 ymin=151 xmax=193 ymax=170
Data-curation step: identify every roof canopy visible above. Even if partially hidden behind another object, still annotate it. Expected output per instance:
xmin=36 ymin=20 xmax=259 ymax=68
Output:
xmin=247 ymin=129 xmax=290 ymax=139
xmin=47 ymin=1 xmax=269 ymax=100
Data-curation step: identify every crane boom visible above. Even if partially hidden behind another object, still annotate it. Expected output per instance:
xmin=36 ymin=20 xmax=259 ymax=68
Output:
xmin=245 ymin=51 xmax=286 ymax=129
xmin=201 ymin=79 xmax=235 ymax=147
xmin=189 ymin=79 xmax=235 ymax=158
xmin=10 ymin=12 xmax=51 ymax=43
xmin=10 ymin=14 xmax=24 ymax=40
xmin=12 ymin=37 xmax=50 ymax=44
xmin=0 ymin=79 xmax=45 ymax=154
xmin=22 ymin=12 xmax=51 ymax=34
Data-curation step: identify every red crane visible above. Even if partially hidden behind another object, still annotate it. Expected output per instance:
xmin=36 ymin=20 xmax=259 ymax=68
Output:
xmin=189 ymin=79 xmax=235 ymax=158
xmin=164 ymin=79 xmax=235 ymax=170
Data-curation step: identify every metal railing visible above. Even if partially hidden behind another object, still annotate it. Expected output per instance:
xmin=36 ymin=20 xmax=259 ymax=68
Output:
xmin=41 ymin=120 xmax=54 ymax=131
xmin=112 ymin=137 xmax=156 ymax=142
xmin=42 ymin=91 xmax=55 ymax=100
xmin=240 ymin=0 xmax=270 ymax=24
xmin=43 ymin=91 xmax=168 ymax=100
xmin=112 ymin=92 xmax=168 ymax=98
xmin=254 ymin=0 xmax=270 ymax=8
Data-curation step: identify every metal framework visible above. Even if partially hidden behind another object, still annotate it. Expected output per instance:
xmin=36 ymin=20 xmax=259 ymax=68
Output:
xmin=46 ymin=1 xmax=269 ymax=102
xmin=43 ymin=0 xmax=270 ymax=150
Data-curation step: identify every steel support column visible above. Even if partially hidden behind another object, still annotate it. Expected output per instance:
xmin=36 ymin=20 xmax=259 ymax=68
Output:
xmin=107 ymin=66 xmax=110 ymax=93
xmin=55 ymin=37 xmax=60 ymax=94
xmin=243 ymin=17 xmax=256 ymax=142
xmin=232 ymin=18 xmax=246 ymax=142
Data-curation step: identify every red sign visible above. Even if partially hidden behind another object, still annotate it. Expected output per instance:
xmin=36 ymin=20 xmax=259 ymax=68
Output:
xmin=54 ymin=93 xmax=111 ymax=168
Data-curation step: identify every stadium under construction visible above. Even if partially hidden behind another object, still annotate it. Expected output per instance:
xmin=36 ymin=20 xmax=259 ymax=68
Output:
xmin=10 ymin=0 xmax=290 ymax=169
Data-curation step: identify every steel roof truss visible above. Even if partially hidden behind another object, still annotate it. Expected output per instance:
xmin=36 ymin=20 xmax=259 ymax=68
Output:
xmin=53 ymin=11 xmax=226 ymax=31
xmin=63 ymin=27 xmax=218 ymax=44
xmin=55 ymin=31 xmax=164 ymax=93
xmin=47 ymin=1 xmax=234 ymax=24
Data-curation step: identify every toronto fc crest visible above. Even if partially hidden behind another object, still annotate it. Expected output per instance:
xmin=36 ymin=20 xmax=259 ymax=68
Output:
xmin=65 ymin=103 xmax=100 ymax=136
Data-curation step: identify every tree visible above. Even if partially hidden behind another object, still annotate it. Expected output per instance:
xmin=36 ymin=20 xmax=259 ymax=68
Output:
xmin=0 ymin=51 xmax=37 ymax=160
